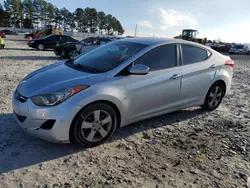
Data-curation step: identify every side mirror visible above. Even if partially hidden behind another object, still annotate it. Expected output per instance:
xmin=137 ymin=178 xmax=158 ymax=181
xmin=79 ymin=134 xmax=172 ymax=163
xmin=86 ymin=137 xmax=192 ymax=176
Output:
xmin=129 ymin=64 xmax=149 ymax=75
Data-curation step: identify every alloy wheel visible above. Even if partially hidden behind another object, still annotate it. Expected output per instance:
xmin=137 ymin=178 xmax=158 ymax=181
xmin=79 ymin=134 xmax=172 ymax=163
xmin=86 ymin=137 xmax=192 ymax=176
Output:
xmin=80 ymin=110 xmax=112 ymax=142
xmin=37 ymin=44 xmax=44 ymax=50
xmin=69 ymin=50 xmax=78 ymax=59
xmin=207 ymin=85 xmax=223 ymax=108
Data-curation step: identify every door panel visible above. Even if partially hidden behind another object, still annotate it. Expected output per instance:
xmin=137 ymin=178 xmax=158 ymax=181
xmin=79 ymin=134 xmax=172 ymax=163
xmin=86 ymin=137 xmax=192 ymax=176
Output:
xmin=179 ymin=44 xmax=216 ymax=105
xmin=118 ymin=44 xmax=181 ymax=122
xmin=124 ymin=67 xmax=182 ymax=122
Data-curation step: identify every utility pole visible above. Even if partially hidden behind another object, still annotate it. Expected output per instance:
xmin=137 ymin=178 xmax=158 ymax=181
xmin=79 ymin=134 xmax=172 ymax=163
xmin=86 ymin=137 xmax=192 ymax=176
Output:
xmin=134 ymin=24 xmax=138 ymax=37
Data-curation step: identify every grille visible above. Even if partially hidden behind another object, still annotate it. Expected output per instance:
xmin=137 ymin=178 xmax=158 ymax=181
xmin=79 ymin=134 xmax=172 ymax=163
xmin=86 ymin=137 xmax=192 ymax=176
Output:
xmin=15 ymin=91 xmax=27 ymax=102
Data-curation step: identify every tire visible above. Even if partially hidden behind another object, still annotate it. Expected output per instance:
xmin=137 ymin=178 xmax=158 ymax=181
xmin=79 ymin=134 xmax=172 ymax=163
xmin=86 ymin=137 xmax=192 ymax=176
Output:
xmin=68 ymin=50 xmax=79 ymax=59
xmin=37 ymin=44 xmax=44 ymax=51
xmin=70 ymin=103 xmax=117 ymax=147
xmin=202 ymin=82 xmax=225 ymax=111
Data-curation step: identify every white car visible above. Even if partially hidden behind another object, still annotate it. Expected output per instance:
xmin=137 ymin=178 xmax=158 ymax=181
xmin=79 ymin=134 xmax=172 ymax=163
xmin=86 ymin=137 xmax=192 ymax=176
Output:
xmin=229 ymin=44 xmax=249 ymax=54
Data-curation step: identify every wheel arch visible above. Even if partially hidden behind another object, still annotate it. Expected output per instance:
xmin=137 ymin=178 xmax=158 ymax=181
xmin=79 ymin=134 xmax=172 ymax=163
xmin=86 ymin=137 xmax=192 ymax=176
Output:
xmin=70 ymin=100 xmax=122 ymax=133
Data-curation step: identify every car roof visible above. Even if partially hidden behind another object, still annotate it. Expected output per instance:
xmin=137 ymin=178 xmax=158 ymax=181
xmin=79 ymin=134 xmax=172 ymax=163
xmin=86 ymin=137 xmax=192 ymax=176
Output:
xmin=118 ymin=37 xmax=193 ymax=45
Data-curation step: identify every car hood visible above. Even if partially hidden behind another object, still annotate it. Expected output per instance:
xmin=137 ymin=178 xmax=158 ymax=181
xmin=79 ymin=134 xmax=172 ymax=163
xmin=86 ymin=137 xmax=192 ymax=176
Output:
xmin=17 ymin=61 xmax=106 ymax=97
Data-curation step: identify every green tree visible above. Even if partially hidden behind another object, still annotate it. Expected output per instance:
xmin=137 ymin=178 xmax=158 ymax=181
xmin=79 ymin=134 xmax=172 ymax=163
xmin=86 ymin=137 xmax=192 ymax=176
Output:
xmin=23 ymin=0 xmax=38 ymax=29
xmin=33 ymin=0 xmax=47 ymax=27
xmin=60 ymin=7 xmax=71 ymax=31
xmin=84 ymin=7 xmax=98 ymax=33
xmin=98 ymin=11 xmax=107 ymax=34
xmin=46 ymin=2 xmax=54 ymax=24
xmin=75 ymin=8 xmax=88 ymax=32
xmin=105 ymin=14 xmax=113 ymax=35
xmin=4 ymin=0 xmax=22 ymax=27
xmin=0 ymin=3 xmax=11 ymax=27
xmin=116 ymin=20 xmax=124 ymax=35
xmin=18 ymin=0 xmax=24 ymax=27
xmin=54 ymin=7 xmax=62 ymax=29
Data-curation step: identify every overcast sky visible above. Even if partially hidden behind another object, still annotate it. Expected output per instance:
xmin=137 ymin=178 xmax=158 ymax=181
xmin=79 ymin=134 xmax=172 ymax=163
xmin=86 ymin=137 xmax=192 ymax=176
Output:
xmin=2 ymin=0 xmax=250 ymax=42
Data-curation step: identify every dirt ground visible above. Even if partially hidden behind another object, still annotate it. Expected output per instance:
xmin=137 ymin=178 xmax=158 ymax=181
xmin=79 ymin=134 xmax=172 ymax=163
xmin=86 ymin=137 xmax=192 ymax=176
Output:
xmin=0 ymin=36 xmax=250 ymax=188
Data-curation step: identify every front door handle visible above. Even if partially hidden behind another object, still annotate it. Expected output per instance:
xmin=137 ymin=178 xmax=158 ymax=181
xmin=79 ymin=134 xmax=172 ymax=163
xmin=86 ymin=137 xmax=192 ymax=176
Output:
xmin=170 ymin=74 xmax=181 ymax=80
xmin=209 ymin=64 xmax=216 ymax=69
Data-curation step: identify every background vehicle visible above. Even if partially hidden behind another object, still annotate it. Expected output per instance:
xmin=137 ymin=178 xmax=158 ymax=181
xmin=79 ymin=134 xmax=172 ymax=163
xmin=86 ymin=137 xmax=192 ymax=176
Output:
xmin=13 ymin=38 xmax=234 ymax=147
xmin=17 ymin=31 xmax=29 ymax=35
xmin=174 ymin=29 xmax=207 ymax=45
xmin=76 ymin=37 xmax=114 ymax=56
xmin=55 ymin=37 xmax=115 ymax=59
xmin=54 ymin=38 xmax=86 ymax=58
xmin=229 ymin=44 xmax=249 ymax=54
xmin=0 ymin=31 xmax=6 ymax=38
xmin=0 ymin=29 xmax=17 ymax=35
xmin=28 ymin=34 xmax=78 ymax=50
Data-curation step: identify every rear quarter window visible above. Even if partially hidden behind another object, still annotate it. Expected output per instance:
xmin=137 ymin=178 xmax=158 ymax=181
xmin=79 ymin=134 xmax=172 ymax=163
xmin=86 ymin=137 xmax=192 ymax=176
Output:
xmin=182 ymin=45 xmax=210 ymax=65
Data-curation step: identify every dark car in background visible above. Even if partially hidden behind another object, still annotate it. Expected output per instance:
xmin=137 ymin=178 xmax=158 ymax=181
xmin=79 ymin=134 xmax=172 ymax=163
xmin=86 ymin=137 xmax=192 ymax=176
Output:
xmin=54 ymin=38 xmax=85 ymax=58
xmin=0 ymin=29 xmax=17 ymax=35
xmin=55 ymin=37 xmax=114 ymax=59
xmin=28 ymin=34 xmax=78 ymax=50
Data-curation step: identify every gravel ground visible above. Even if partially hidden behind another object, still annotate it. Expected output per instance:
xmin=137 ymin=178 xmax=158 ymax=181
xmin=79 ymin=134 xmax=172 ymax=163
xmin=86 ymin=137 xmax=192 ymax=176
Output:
xmin=0 ymin=36 xmax=250 ymax=188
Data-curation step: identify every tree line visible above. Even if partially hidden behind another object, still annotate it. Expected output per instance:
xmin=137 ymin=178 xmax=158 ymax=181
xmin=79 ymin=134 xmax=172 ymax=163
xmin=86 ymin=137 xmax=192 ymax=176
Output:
xmin=0 ymin=0 xmax=124 ymax=35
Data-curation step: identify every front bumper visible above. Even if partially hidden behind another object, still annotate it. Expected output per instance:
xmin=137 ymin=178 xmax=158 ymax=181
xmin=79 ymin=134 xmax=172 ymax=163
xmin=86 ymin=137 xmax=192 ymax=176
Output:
xmin=28 ymin=43 xmax=36 ymax=48
xmin=12 ymin=91 xmax=82 ymax=143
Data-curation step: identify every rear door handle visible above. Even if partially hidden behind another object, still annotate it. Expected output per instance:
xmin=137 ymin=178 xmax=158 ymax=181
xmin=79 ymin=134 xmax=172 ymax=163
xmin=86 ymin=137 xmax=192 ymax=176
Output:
xmin=170 ymin=74 xmax=181 ymax=79
xmin=209 ymin=64 xmax=216 ymax=69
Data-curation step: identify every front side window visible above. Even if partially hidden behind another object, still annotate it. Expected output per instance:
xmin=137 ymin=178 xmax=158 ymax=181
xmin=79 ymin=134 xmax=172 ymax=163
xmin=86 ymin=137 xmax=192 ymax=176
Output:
xmin=182 ymin=45 xmax=209 ymax=65
xmin=72 ymin=41 xmax=148 ymax=73
xmin=134 ymin=44 xmax=177 ymax=71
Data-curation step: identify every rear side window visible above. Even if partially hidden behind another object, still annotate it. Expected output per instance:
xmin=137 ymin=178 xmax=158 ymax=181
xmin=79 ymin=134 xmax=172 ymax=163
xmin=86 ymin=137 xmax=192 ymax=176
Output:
xmin=182 ymin=45 xmax=209 ymax=65
xmin=63 ymin=36 xmax=75 ymax=42
xmin=49 ymin=35 xmax=60 ymax=41
xmin=134 ymin=44 xmax=177 ymax=71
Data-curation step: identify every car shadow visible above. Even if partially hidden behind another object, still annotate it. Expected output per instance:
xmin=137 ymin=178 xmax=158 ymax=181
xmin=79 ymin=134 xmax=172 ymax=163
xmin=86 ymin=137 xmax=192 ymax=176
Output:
xmin=4 ymin=38 xmax=26 ymax=42
xmin=0 ymin=108 xmax=206 ymax=174
xmin=0 ymin=56 xmax=62 ymax=61
xmin=110 ymin=107 xmax=206 ymax=142
xmin=3 ymin=48 xmax=54 ymax=52
xmin=0 ymin=113 xmax=85 ymax=174
xmin=3 ymin=48 xmax=36 ymax=51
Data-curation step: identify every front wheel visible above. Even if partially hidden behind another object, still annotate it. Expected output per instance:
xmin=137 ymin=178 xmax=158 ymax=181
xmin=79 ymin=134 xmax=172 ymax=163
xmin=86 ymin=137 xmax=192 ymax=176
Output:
xmin=68 ymin=50 xmax=79 ymax=59
xmin=37 ymin=44 xmax=44 ymax=51
xmin=202 ymin=82 xmax=225 ymax=111
xmin=70 ymin=103 xmax=117 ymax=147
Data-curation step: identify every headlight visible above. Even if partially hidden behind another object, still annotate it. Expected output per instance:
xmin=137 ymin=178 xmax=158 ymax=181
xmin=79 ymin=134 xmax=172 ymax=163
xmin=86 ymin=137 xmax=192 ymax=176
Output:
xmin=31 ymin=85 xmax=89 ymax=106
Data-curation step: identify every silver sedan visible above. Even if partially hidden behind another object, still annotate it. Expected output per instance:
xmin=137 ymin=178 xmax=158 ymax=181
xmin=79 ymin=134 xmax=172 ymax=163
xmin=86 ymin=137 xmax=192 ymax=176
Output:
xmin=12 ymin=38 xmax=234 ymax=147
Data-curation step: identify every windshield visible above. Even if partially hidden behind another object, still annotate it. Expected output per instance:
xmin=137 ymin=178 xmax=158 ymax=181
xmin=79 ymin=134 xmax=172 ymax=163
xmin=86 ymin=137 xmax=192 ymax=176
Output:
xmin=234 ymin=45 xmax=244 ymax=49
xmin=72 ymin=40 xmax=148 ymax=73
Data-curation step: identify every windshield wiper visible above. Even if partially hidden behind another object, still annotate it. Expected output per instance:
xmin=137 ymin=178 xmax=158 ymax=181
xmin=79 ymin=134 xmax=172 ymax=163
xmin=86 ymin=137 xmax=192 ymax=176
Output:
xmin=65 ymin=58 xmax=74 ymax=65
xmin=73 ymin=64 xmax=100 ymax=73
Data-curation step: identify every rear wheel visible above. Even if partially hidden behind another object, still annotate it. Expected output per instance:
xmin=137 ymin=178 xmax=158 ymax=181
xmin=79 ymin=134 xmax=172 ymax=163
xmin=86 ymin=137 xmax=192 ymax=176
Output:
xmin=202 ymin=82 xmax=225 ymax=111
xmin=70 ymin=103 xmax=117 ymax=147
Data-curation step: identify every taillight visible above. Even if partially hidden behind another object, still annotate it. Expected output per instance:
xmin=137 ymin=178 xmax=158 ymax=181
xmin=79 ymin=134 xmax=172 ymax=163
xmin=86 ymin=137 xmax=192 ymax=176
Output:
xmin=225 ymin=60 xmax=235 ymax=68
